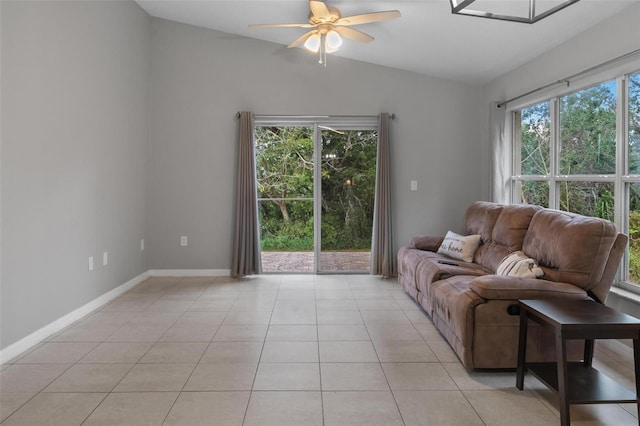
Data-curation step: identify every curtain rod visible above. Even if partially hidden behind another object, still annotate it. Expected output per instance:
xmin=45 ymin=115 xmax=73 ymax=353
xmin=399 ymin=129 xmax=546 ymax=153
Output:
xmin=497 ymin=48 xmax=640 ymax=108
xmin=235 ymin=113 xmax=396 ymax=120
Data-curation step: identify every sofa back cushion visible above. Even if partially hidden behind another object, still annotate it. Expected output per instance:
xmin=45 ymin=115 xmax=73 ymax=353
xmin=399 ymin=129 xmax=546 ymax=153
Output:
xmin=462 ymin=201 xmax=503 ymax=243
xmin=522 ymin=209 xmax=618 ymax=292
xmin=467 ymin=203 xmax=542 ymax=272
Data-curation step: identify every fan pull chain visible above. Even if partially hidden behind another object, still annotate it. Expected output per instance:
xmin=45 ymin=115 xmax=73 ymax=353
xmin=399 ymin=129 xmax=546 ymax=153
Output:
xmin=320 ymin=34 xmax=327 ymax=66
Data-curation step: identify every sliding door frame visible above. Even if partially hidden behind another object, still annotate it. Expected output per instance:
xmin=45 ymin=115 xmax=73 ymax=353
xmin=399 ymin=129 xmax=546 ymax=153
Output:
xmin=254 ymin=115 xmax=378 ymax=274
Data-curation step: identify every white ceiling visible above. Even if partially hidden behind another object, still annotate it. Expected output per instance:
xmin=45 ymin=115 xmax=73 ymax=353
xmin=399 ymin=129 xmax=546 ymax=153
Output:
xmin=135 ymin=0 xmax=639 ymax=85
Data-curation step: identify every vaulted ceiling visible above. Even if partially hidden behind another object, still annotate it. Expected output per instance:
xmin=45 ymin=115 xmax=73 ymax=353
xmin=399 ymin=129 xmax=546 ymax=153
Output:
xmin=136 ymin=0 xmax=639 ymax=85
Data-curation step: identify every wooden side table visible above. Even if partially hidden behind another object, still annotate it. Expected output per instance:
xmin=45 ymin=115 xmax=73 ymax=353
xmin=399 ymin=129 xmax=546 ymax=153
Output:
xmin=516 ymin=299 xmax=640 ymax=426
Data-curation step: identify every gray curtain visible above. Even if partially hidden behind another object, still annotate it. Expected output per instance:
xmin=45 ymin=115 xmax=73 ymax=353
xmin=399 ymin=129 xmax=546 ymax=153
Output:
xmin=371 ymin=113 xmax=396 ymax=277
xmin=231 ymin=112 xmax=260 ymax=276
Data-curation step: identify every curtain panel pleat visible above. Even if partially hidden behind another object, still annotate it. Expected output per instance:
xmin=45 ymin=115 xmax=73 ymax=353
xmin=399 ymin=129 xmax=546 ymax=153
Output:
xmin=231 ymin=112 xmax=261 ymax=276
xmin=370 ymin=113 xmax=396 ymax=277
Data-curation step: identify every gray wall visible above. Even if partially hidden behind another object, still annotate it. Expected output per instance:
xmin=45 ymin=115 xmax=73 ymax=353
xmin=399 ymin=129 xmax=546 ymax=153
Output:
xmin=480 ymin=2 xmax=640 ymax=202
xmin=0 ymin=1 xmax=485 ymax=351
xmin=482 ymin=2 xmax=640 ymax=108
xmin=1 ymin=1 xmax=150 ymax=350
xmin=147 ymin=18 xmax=485 ymax=270
xmin=4 ymin=0 xmax=637 ymax=352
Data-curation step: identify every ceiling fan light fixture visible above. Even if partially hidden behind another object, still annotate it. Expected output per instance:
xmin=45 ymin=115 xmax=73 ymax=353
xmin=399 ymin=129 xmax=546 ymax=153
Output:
xmin=304 ymin=33 xmax=321 ymax=52
xmin=325 ymin=45 xmax=339 ymax=54
xmin=326 ymin=30 xmax=342 ymax=50
xmin=449 ymin=0 xmax=581 ymax=24
xmin=249 ymin=1 xmax=400 ymax=66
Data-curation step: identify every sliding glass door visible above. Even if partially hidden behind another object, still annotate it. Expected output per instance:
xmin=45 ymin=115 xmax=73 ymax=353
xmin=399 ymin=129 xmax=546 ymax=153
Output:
xmin=255 ymin=119 xmax=377 ymax=273
xmin=255 ymin=126 xmax=315 ymax=272
xmin=318 ymin=127 xmax=377 ymax=272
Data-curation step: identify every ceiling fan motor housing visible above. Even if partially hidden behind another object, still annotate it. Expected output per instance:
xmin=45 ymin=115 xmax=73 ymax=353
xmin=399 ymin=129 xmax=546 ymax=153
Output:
xmin=309 ymin=6 xmax=341 ymax=25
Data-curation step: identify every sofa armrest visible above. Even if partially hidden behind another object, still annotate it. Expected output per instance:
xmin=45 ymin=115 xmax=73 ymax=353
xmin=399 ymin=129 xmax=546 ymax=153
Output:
xmin=410 ymin=235 xmax=444 ymax=251
xmin=469 ymin=275 xmax=588 ymax=300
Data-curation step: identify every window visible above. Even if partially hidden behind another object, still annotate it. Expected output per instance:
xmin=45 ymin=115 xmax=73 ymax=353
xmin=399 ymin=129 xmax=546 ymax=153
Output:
xmin=512 ymin=71 xmax=640 ymax=289
xmin=514 ymin=101 xmax=550 ymax=207
xmin=627 ymin=72 xmax=640 ymax=284
xmin=558 ymin=81 xmax=616 ymax=220
xmin=628 ymin=72 xmax=640 ymax=173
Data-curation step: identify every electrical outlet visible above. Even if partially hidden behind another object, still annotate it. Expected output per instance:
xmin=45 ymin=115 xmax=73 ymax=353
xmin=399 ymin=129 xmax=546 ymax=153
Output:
xmin=88 ymin=256 xmax=94 ymax=271
xmin=103 ymin=251 xmax=108 ymax=266
xmin=410 ymin=180 xmax=418 ymax=191
xmin=180 ymin=235 xmax=188 ymax=247
xmin=140 ymin=239 xmax=145 ymax=251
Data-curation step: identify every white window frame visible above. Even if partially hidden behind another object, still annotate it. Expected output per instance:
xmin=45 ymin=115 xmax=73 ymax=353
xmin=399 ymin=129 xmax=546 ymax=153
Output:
xmin=508 ymin=63 xmax=640 ymax=292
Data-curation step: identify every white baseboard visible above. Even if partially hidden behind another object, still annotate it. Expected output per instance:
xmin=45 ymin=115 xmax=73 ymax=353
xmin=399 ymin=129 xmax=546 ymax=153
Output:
xmin=149 ymin=269 xmax=231 ymax=277
xmin=0 ymin=270 xmax=151 ymax=364
xmin=0 ymin=269 xmax=233 ymax=364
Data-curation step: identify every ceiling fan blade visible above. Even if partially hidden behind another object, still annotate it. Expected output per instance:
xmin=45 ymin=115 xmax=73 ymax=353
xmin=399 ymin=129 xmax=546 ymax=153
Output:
xmin=335 ymin=10 xmax=401 ymax=26
xmin=288 ymin=30 xmax=317 ymax=48
xmin=249 ymin=23 xmax=315 ymax=29
xmin=334 ymin=26 xmax=374 ymax=43
xmin=309 ymin=0 xmax=331 ymax=20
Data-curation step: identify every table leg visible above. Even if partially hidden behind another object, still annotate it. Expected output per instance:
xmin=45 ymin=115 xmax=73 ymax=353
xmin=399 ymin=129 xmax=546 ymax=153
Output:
xmin=584 ymin=339 xmax=594 ymax=367
xmin=516 ymin=310 xmax=528 ymax=390
xmin=556 ymin=330 xmax=570 ymax=426
xmin=634 ymin=337 xmax=640 ymax=421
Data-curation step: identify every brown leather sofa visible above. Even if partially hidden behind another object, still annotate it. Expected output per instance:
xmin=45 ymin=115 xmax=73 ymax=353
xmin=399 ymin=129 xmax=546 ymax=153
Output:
xmin=397 ymin=201 xmax=628 ymax=371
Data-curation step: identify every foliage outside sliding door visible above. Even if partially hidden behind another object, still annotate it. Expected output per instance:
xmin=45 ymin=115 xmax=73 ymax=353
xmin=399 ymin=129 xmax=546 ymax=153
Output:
xmin=512 ymin=70 xmax=640 ymax=287
xmin=256 ymin=126 xmax=315 ymax=255
xmin=254 ymin=122 xmax=377 ymax=273
xmin=320 ymin=129 xmax=377 ymax=252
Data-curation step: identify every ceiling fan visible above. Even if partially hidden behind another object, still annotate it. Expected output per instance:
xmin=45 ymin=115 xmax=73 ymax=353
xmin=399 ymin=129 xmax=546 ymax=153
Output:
xmin=249 ymin=0 xmax=400 ymax=65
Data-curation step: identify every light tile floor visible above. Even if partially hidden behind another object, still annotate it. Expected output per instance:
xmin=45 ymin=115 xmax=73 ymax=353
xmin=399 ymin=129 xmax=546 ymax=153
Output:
xmin=1 ymin=275 xmax=638 ymax=425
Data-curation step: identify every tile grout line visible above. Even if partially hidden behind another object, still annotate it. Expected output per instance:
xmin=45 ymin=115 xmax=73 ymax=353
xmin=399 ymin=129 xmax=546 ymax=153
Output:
xmin=87 ymin=277 xmax=187 ymax=425
xmin=159 ymin=277 xmax=234 ymax=424
xmin=5 ymin=275 xmax=639 ymax=425
xmin=314 ymin=283 xmax=326 ymax=426
xmin=360 ymin=291 xmax=408 ymax=426
xmin=77 ymin=392 xmax=111 ymax=426
xmin=240 ymin=275 xmax=280 ymax=426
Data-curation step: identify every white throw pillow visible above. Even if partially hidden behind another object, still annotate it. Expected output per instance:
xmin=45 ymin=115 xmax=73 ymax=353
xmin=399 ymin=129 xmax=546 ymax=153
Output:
xmin=496 ymin=251 xmax=544 ymax=278
xmin=437 ymin=231 xmax=482 ymax=263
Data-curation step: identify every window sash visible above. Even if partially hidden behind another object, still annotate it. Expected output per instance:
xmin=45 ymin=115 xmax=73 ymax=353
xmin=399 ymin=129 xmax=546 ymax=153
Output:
xmin=510 ymin=69 xmax=640 ymax=291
